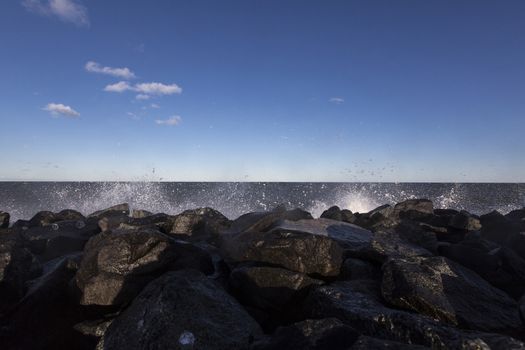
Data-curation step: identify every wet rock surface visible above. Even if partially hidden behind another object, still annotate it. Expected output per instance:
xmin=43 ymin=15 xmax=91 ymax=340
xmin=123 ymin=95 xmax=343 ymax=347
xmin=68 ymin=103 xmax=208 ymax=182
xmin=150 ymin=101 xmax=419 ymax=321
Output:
xmin=0 ymin=201 xmax=524 ymax=349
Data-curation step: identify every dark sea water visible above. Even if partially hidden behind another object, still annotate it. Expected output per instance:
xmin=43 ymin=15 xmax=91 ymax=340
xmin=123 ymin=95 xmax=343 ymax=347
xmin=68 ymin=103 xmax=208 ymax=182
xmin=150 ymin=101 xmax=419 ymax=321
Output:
xmin=0 ymin=182 xmax=524 ymax=222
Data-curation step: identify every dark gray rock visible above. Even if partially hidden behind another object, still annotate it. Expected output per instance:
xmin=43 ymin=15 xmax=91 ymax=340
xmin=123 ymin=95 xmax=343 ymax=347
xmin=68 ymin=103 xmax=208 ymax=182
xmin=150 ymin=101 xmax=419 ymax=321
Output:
xmin=230 ymin=266 xmax=323 ymax=313
xmin=221 ymin=228 xmax=343 ymax=277
xmin=251 ymin=318 xmax=359 ymax=350
xmin=162 ymin=207 xmax=231 ymax=240
xmin=351 ymin=336 xmax=429 ymax=349
xmin=340 ymin=258 xmax=380 ymax=280
xmin=22 ymin=219 xmax=100 ymax=261
xmin=0 ymin=254 xmax=85 ymax=350
xmin=360 ymin=231 xmax=433 ymax=263
xmin=268 ymin=218 xmax=372 ymax=254
xmin=321 ymin=206 xmax=355 ymax=223
xmin=75 ymin=228 xmax=213 ymax=306
xmin=449 ymin=211 xmax=482 ymax=231
xmin=98 ymin=270 xmax=263 ymax=350
xmin=394 ymin=221 xmax=439 ymax=253
xmin=440 ymin=238 xmax=525 ymax=298
xmin=381 ymin=256 xmax=523 ymax=332
xmin=88 ymin=204 xmax=130 ymax=218
xmin=228 ymin=208 xmax=313 ymax=234
xmin=394 ymin=199 xmax=434 ymax=218
xmin=0 ymin=234 xmax=41 ymax=314
xmin=130 ymin=209 xmax=154 ymax=219
xmin=304 ymin=279 xmax=525 ymax=349
xmin=0 ymin=212 xmax=9 ymax=229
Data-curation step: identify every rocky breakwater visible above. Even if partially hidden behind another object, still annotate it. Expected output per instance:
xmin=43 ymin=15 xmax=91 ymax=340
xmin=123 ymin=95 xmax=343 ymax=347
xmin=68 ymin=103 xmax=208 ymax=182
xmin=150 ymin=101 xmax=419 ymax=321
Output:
xmin=0 ymin=201 xmax=524 ymax=349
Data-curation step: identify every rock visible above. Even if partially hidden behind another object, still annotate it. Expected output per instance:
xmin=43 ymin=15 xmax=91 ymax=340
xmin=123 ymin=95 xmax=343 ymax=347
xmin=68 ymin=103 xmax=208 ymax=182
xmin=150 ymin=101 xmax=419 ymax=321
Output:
xmin=508 ymin=232 xmax=525 ymax=260
xmin=88 ymin=203 xmax=130 ymax=218
xmin=0 ymin=212 xmax=9 ymax=229
xmin=440 ymin=238 xmax=525 ymax=298
xmin=381 ymin=256 xmax=522 ymax=332
xmin=131 ymin=209 xmax=153 ymax=218
xmin=228 ymin=208 xmax=313 ymax=233
xmin=351 ymin=336 xmax=429 ymax=349
xmin=506 ymin=208 xmax=525 ymax=222
xmin=394 ymin=221 xmax=438 ymax=253
xmin=221 ymin=229 xmax=343 ymax=277
xmin=28 ymin=211 xmax=57 ymax=227
xmin=98 ymin=270 xmax=263 ymax=350
xmin=0 ymin=254 xmax=86 ymax=350
xmin=394 ymin=199 xmax=434 ymax=218
xmin=360 ymin=231 xmax=433 ymax=263
xmin=73 ymin=317 xmax=114 ymax=349
xmin=74 ymin=228 xmax=213 ymax=306
xmin=268 ymin=218 xmax=372 ymax=254
xmin=251 ymin=318 xmax=359 ymax=350
xmin=340 ymin=258 xmax=380 ymax=280
xmin=229 ymin=266 xmax=323 ymax=314
xmin=162 ymin=207 xmax=231 ymax=240
xmin=21 ymin=219 xmax=100 ymax=262
xmin=0 ymin=234 xmax=41 ymax=314
xmin=354 ymin=204 xmax=397 ymax=231
xmin=55 ymin=209 xmax=85 ymax=222
xmin=480 ymin=211 xmax=523 ymax=246
xmin=304 ymin=279 xmax=524 ymax=349
xmin=449 ymin=211 xmax=482 ymax=231
xmin=320 ymin=206 xmax=356 ymax=223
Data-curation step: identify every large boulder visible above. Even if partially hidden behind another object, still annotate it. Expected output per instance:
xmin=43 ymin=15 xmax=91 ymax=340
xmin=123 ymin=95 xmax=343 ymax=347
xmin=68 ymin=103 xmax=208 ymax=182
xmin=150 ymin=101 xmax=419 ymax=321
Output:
xmin=381 ymin=256 xmax=522 ymax=332
xmin=0 ymin=212 xmax=10 ymax=229
xmin=0 ymin=234 xmax=41 ymax=314
xmin=221 ymin=229 xmax=343 ymax=277
xmin=21 ymin=219 xmax=100 ymax=262
xmin=229 ymin=266 xmax=323 ymax=314
xmin=0 ymin=254 xmax=87 ymax=350
xmin=320 ymin=206 xmax=355 ymax=223
xmin=98 ymin=270 xmax=263 ymax=350
xmin=304 ymin=279 xmax=524 ymax=349
xmin=161 ymin=207 xmax=231 ymax=240
xmin=394 ymin=199 xmax=434 ymax=218
xmin=251 ymin=318 xmax=359 ymax=350
xmin=88 ymin=204 xmax=130 ymax=219
xmin=74 ymin=228 xmax=213 ymax=306
xmin=228 ymin=208 xmax=313 ymax=234
xmin=440 ymin=238 xmax=525 ymax=298
xmin=340 ymin=258 xmax=380 ymax=280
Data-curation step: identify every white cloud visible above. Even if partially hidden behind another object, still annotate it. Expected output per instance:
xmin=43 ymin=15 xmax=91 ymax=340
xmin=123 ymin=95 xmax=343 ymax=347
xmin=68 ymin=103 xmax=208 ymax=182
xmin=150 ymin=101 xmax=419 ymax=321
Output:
xmin=43 ymin=103 xmax=80 ymax=117
xmin=104 ymin=81 xmax=182 ymax=99
xmin=150 ymin=103 xmax=160 ymax=109
xmin=135 ymin=82 xmax=182 ymax=96
xmin=155 ymin=115 xmax=182 ymax=126
xmin=22 ymin=0 xmax=89 ymax=27
xmin=329 ymin=97 xmax=345 ymax=104
xmin=135 ymin=94 xmax=150 ymax=100
xmin=85 ymin=61 xmax=136 ymax=79
xmin=104 ymin=81 xmax=132 ymax=93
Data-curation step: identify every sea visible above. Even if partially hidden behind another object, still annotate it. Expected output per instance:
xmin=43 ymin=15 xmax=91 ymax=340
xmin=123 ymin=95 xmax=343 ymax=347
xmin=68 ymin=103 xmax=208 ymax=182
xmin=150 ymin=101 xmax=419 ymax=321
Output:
xmin=0 ymin=182 xmax=524 ymax=222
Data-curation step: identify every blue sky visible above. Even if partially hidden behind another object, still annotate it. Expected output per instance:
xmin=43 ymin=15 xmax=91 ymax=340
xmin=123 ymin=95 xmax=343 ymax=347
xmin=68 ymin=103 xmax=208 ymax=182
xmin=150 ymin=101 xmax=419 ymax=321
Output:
xmin=0 ymin=0 xmax=524 ymax=182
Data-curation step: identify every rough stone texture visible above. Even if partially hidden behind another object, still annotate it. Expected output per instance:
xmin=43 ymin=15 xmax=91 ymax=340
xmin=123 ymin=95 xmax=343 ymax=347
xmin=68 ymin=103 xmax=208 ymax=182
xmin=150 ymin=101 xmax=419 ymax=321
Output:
xmin=440 ymin=238 xmax=525 ymax=298
xmin=350 ymin=336 xmax=430 ymax=349
xmin=0 ymin=212 xmax=10 ymax=229
xmin=221 ymin=229 xmax=343 ymax=277
xmin=22 ymin=219 xmax=100 ymax=261
xmin=98 ymin=270 xmax=263 ymax=350
xmin=88 ymin=204 xmax=130 ymax=218
xmin=162 ymin=207 xmax=231 ymax=239
xmin=228 ymin=208 xmax=313 ymax=234
xmin=359 ymin=231 xmax=433 ymax=263
xmin=320 ymin=206 xmax=354 ymax=223
xmin=0 ymin=254 xmax=86 ymax=350
xmin=75 ymin=228 xmax=213 ymax=306
xmin=0 ymin=234 xmax=41 ymax=314
xmin=340 ymin=258 xmax=380 ymax=280
xmin=269 ymin=218 xmax=373 ymax=254
xmin=449 ymin=211 xmax=482 ymax=231
xmin=131 ymin=209 xmax=154 ymax=219
xmin=230 ymin=266 xmax=323 ymax=313
xmin=394 ymin=221 xmax=439 ymax=253
xmin=394 ymin=199 xmax=434 ymax=217
xmin=381 ymin=256 xmax=522 ymax=332
xmin=304 ymin=280 xmax=525 ymax=349
xmin=251 ymin=318 xmax=359 ymax=350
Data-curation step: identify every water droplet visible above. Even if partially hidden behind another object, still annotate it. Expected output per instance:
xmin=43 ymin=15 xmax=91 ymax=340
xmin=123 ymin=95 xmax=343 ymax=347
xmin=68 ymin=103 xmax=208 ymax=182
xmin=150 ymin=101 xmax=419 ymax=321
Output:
xmin=178 ymin=331 xmax=195 ymax=347
xmin=51 ymin=223 xmax=59 ymax=230
xmin=75 ymin=220 xmax=86 ymax=229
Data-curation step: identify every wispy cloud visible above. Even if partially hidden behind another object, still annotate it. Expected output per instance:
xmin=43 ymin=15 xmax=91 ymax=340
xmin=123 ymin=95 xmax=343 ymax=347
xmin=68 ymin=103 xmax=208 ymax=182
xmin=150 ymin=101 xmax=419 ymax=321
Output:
xmin=43 ymin=103 xmax=80 ymax=117
xmin=104 ymin=81 xmax=182 ymax=99
xmin=150 ymin=103 xmax=160 ymax=109
xmin=329 ymin=97 xmax=345 ymax=104
xmin=104 ymin=81 xmax=132 ymax=93
xmin=135 ymin=94 xmax=150 ymax=100
xmin=155 ymin=115 xmax=182 ymax=126
xmin=85 ymin=61 xmax=136 ymax=79
xmin=22 ymin=0 xmax=89 ymax=27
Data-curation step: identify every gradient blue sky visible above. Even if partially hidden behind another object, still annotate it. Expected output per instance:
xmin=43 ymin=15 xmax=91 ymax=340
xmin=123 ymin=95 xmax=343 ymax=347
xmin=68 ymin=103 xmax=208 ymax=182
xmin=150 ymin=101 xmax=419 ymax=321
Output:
xmin=1 ymin=0 xmax=524 ymax=182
